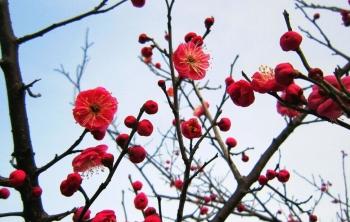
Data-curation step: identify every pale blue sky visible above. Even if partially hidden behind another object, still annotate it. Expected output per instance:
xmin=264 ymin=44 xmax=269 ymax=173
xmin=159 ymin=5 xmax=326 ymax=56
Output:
xmin=1 ymin=0 xmax=349 ymax=221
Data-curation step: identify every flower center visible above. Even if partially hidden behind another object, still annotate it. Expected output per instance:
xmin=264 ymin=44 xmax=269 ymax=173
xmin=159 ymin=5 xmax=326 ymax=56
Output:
xmin=187 ymin=55 xmax=196 ymax=64
xmin=90 ymin=104 xmax=101 ymax=114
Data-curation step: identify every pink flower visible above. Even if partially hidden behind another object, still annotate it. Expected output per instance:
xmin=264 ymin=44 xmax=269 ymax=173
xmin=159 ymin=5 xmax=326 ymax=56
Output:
xmin=173 ymin=42 xmax=210 ymax=80
xmin=193 ymin=101 xmax=209 ymax=117
xmin=72 ymin=144 xmax=111 ymax=173
xmin=73 ymin=87 xmax=118 ymax=131
xmin=307 ymin=75 xmax=350 ymax=120
xmin=91 ymin=210 xmax=116 ymax=222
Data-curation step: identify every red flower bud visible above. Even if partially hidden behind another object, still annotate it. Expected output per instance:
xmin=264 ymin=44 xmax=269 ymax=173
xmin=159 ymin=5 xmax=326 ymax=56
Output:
xmin=184 ymin=32 xmax=197 ymax=43
xmin=141 ymin=46 xmax=153 ymax=58
xmin=137 ymin=119 xmax=153 ymax=136
xmin=90 ymin=128 xmax=107 ymax=140
xmin=227 ymin=80 xmax=255 ymax=107
xmin=309 ymin=214 xmax=318 ymax=222
xmin=225 ymin=76 xmax=235 ymax=87
xmin=266 ymin=169 xmax=277 ymax=180
xmin=101 ymin=153 xmax=114 ymax=169
xmin=134 ymin=192 xmax=148 ymax=210
xmin=128 ymin=145 xmax=147 ymax=163
xmin=144 ymin=207 xmax=157 ymax=216
xmin=284 ymin=83 xmax=305 ymax=105
xmin=9 ymin=169 xmax=26 ymax=187
xmin=277 ymin=169 xmax=290 ymax=183
xmin=164 ymin=32 xmax=170 ymax=41
xmin=204 ymin=196 xmax=211 ymax=203
xmin=274 ymin=63 xmax=297 ymax=86
xmin=225 ymin=137 xmax=237 ymax=148
xmin=157 ymin=80 xmax=166 ymax=88
xmin=91 ymin=210 xmax=116 ymax=222
xmin=200 ymin=206 xmax=209 ymax=215
xmin=155 ymin=62 xmax=161 ymax=69
xmin=143 ymin=100 xmax=158 ymax=114
xmin=204 ymin=16 xmax=215 ymax=29
xmin=131 ymin=0 xmax=145 ymax=8
xmin=241 ymin=153 xmax=249 ymax=162
xmin=174 ymin=179 xmax=183 ymax=190
xmin=313 ymin=13 xmax=320 ymax=20
xmin=116 ymin=133 xmax=129 ymax=148
xmin=258 ymin=175 xmax=268 ymax=185
xmin=236 ymin=203 xmax=246 ymax=212
xmin=280 ymin=31 xmax=302 ymax=51
xmin=60 ymin=173 xmax=82 ymax=197
xmin=181 ymin=118 xmax=202 ymax=139
xmin=132 ymin=180 xmax=143 ymax=191
xmin=341 ymin=10 xmax=350 ymax=27
xmin=217 ymin=117 xmax=231 ymax=131
xmin=138 ymin=33 xmax=150 ymax=44
xmin=210 ymin=193 xmax=217 ymax=201
xmin=124 ymin=115 xmax=138 ymax=128
xmin=32 ymin=186 xmax=42 ymax=198
xmin=73 ymin=207 xmax=91 ymax=222
xmin=0 ymin=188 xmax=10 ymax=199
xmin=191 ymin=35 xmax=203 ymax=47
xmin=308 ymin=68 xmax=323 ymax=81
xmin=145 ymin=215 xmax=161 ymax=222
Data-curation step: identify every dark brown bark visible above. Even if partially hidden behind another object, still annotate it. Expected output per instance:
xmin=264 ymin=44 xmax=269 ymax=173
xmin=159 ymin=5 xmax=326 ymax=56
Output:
xmin=0 ymin=0 xmax=46 ymax=221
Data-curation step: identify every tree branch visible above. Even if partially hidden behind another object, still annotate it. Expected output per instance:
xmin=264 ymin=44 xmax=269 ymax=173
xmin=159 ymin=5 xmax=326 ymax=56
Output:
xmin=17 ymin=0 xmax=127 ymax=44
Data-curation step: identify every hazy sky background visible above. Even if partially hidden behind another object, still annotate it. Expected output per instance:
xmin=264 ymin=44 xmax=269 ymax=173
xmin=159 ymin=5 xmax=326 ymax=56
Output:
xmin=1 ymin=0 xmax=349 ymax=221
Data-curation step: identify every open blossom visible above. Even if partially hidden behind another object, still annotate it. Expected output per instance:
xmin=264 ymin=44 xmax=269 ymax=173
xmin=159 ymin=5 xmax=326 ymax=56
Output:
xmin=72 ymin=144 xmax=112 ymax=173
xmin=173 ymin=42 xmax=210 ymax=80
xmin=193 ymin=101 xmax=209 ymax=117
xmin=308 ymin=75 xmax=350 ymax=120
xmin=251 ymin=65 xmax=284 ymax=93
xmin=73 ymin=87 xmax=118 ymax=131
